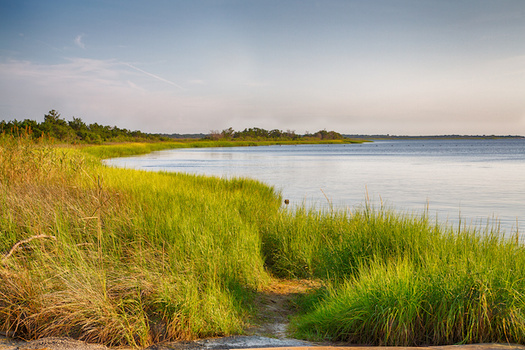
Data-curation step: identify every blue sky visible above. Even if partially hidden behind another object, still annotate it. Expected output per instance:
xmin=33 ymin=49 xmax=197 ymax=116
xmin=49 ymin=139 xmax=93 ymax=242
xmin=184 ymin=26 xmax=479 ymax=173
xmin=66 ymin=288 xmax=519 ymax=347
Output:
xmin=1 ymin=0 xmax=524 ymax=135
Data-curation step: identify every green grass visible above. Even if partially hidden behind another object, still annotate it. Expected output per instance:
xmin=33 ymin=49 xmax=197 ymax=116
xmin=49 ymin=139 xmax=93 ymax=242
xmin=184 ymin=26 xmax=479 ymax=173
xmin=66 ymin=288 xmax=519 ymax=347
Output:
xmin=265 ymin=206 xmax=525 ymax=345
xmin=1 ymin=135 xmax=524 ymax=347
xmin=81 ymin=139 xmax=362 ymax=159
xmin=1 ymin=135 xmax=281 ymax=347
xmin=79 ymin=141 xmax=187 ymax=158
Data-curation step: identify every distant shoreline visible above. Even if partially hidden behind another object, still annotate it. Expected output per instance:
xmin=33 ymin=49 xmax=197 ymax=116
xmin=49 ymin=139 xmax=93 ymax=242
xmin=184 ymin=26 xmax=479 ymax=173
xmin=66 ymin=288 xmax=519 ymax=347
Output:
xmin=344 ymin=134 xmax=525 ymax=140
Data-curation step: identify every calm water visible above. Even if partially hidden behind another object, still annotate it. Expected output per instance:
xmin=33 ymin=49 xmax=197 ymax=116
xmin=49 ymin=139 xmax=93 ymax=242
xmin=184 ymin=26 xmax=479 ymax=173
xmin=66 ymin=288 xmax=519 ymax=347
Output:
xmin=106 ymin=139 xmax=525 ymax=234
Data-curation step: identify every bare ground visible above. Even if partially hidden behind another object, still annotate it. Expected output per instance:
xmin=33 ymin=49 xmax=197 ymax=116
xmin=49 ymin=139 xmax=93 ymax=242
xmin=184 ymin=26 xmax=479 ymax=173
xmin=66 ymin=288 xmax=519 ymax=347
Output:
xmin=246 ymin=278 xmax=320 ymax=339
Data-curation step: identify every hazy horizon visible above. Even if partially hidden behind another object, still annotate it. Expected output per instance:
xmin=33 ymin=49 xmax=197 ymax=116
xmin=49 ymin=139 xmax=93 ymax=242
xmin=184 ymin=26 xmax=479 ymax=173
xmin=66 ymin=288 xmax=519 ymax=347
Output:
xmin=1 ymin=0 xmax=524 ymax=135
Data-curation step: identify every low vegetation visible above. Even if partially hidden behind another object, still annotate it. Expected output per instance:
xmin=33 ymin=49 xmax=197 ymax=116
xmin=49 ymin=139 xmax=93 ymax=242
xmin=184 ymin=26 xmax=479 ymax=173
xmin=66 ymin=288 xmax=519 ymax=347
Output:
xmin=207 ymin=127 xmax=344 ymax=141
xmin=0 ymin=133 xmax=280 ymax=347
xmin=1 ymin=130 xmax=524 ymax=348
xmin=1 ymin=110 xmax=349 ymax=145
xmin=0 ymin=110 xmax=169 ymax=144
xmin=81 ymin=138 xmax=358 ymax=160
xmin=266 ymin=207 xmax=525 ymax=345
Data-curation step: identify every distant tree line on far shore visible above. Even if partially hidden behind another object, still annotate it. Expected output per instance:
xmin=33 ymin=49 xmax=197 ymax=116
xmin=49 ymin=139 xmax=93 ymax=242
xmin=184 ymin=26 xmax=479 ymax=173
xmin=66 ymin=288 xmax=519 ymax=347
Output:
xmin=344 ymin=134 xmax=524 ymax=139
xmin=1 ymin=110 xmax=345 ymax=143
xmin=206 ymin=127 xmax=344 ymax=141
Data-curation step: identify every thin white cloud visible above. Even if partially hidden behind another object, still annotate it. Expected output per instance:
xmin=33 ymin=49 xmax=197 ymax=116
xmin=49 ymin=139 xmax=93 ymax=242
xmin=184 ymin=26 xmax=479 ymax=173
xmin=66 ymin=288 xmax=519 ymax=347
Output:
xmin=122 ymin=63 xmax=185 ymax=90
xmin=74 ymin=34 xmax=85 ymax=49
xmin=0 ymin=58 xmax=224 ymax=132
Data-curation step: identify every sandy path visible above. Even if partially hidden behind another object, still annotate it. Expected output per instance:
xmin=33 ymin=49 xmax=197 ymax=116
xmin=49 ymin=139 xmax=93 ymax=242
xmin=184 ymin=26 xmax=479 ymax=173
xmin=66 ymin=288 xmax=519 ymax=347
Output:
xmin=247 ymin=278 xmax=320 ymax=339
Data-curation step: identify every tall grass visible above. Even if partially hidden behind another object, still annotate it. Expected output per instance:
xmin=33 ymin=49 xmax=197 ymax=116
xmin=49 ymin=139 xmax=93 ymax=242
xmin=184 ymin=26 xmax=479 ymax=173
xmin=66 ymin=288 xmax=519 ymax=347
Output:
xmin=2 ymin=135 xmax=524 ymax=347
xmin=261 ymin=205 xmax=438 ymax=281
xmin=1 ymin=135 xmax=281 ymax=347
xmin=262 ymin=205 xmax=525 ymax=345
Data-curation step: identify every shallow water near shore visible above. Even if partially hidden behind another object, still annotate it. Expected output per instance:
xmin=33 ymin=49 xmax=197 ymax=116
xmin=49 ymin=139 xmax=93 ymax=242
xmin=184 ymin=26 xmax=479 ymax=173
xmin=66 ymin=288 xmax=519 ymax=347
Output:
xmin=106 ymin=139 xmax=525 ymax=234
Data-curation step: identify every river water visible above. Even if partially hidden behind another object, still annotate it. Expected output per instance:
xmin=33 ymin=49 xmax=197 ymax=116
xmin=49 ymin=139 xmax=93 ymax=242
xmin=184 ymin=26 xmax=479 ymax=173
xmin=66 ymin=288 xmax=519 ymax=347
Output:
xmin=106 ymin=139 xmax=525 ymax=234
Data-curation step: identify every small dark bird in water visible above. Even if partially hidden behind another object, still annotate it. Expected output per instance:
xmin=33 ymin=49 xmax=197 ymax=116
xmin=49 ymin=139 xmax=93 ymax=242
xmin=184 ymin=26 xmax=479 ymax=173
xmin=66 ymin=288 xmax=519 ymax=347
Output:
xmin=284 ymin=199 xmax=289 ymax=205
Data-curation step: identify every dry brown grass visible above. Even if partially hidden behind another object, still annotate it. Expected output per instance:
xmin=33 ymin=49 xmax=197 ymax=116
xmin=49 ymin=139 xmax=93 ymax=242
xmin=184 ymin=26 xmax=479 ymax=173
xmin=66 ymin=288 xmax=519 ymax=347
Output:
xmin=0 ymin=135 xmax=150 ymax=347
xmin=1 ymin=135 xmax=279 ymax=347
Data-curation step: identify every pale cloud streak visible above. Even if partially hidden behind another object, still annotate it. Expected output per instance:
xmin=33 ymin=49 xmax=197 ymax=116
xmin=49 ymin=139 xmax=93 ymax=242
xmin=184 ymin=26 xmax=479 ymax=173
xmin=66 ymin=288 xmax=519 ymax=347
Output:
xmin=2 ymin=1 xmax=524 ymax=135
xmin=0 ymin=58 xmax=232 ymax=132
xmin=122 ymin=63 xmax=185 ymax=90
xmin=74 ymin=34 xmax=85 ymax=49
xmin=0 ymin=50 xmax=524 ymax=135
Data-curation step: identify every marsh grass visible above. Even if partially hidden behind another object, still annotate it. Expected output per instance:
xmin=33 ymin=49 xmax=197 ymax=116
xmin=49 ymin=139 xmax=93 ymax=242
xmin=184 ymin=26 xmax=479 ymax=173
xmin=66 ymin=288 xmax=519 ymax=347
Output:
xmin=80 ymin=141 xmax=186 ymax=159
xmin=1 ymin=135 xmax=524 ymax=347
xmin=1 ymin=135 xmax=281 ymax=347
xmin=82 ymin=139 xmax=360 ymax=159
xmin=261 ymin=205 xmax=438 ymax=281
xmin=265 ymin=206 xmax=525 ymax=345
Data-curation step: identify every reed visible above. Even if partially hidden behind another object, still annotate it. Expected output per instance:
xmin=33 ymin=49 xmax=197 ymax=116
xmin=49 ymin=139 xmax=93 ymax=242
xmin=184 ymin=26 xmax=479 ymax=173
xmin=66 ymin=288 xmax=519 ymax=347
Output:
xmin=2 ymin=135 xmax=524 ymax=347
xmin=1 ymin=135 xmax=281 ymax=347
xmin=261 ymin=205 xmax=437 ymax=281
xmin=264 ymin=206 xmax=525 ymax=345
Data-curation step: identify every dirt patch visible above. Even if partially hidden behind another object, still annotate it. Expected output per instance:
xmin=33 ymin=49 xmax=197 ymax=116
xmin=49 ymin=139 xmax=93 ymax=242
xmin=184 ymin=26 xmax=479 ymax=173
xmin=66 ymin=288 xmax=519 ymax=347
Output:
xmin=246 ymin=278 xmax=320 ymax=339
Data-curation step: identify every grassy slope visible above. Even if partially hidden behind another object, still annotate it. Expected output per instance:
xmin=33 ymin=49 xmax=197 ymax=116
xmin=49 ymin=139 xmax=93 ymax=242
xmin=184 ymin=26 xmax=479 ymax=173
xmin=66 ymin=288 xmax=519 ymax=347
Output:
xmin=0 ymin=137 xmax=281 ymax=347
xmin=267 ymin=207 xmax=525 ymax=345
xmin=2 ymin=137 xmax=525 ymax=347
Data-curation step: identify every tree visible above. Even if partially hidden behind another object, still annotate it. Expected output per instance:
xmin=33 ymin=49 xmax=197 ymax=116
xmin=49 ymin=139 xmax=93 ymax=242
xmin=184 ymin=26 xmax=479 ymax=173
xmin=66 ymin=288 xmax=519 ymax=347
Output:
xmin=285 ymin=129 xmax=297 ymax=139
xmin=44 ymin=110 xmax=67 ymax=125
xmin=221 ymin=127 xmax=235 ymax=140
xmin=269 ymin=129 xmax=282 ymax=139
xmin=68 ymin=117 xmax=87 ymax=131
xmin=208 ymin=130 xmax=221 ymax=141
xmin=314 ymin=129 xmax=343 ymax=140
xmin=41 ymin=110 xmax=75 ymax=140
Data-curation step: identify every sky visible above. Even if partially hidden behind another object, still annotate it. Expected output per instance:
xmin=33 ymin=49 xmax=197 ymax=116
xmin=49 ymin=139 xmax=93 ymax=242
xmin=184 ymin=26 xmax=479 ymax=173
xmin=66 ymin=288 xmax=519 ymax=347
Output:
xmin=0 ymin=0 xmax=524 ymax=135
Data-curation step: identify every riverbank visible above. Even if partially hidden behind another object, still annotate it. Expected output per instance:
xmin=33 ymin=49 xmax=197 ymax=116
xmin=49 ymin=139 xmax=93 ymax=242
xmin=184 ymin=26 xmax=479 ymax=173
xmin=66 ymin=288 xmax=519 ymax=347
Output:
xmin=1 ymin=136 xmax=524 ymax=348
xmin=80 ymin=138 xmax=363 ymax=159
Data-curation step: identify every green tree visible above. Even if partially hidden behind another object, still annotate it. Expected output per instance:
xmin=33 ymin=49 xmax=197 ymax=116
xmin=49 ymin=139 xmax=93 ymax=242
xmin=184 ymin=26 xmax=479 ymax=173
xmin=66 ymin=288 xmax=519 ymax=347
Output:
xmin=68 ymin=117 xmax=87 ymax=131
xmin=221 ymin=127 xmax=235 ymax=140
xmin=41 ymin=110 xmax=75 ymax=141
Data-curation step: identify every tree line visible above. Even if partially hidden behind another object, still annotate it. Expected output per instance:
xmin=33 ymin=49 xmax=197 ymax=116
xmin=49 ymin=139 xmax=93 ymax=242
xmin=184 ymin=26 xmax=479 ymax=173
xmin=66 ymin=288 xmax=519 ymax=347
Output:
xmin=1 ymin=110 xmax=345 ymax=143
xmin=0 ymin=110 xmax=168 ymax=143
xmin=207 ymin=127 xmax=344 ymax=141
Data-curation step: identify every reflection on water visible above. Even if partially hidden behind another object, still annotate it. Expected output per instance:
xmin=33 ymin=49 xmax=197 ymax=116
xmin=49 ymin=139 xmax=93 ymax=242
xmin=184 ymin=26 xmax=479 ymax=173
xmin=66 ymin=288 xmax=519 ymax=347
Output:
xmin=106 ymin=139 xmax=525 ymax=234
